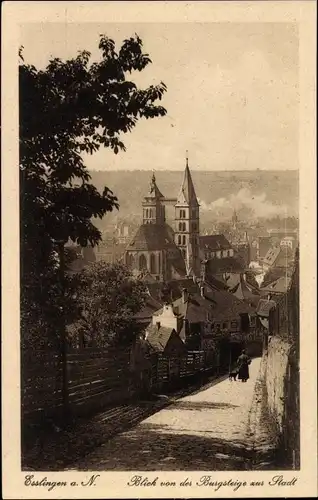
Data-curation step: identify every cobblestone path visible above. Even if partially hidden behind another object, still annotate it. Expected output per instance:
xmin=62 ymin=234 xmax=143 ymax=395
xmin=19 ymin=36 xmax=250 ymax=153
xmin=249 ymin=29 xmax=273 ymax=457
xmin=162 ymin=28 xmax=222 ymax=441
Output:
xmin=75 ymin=358 xmax=265 ymax=470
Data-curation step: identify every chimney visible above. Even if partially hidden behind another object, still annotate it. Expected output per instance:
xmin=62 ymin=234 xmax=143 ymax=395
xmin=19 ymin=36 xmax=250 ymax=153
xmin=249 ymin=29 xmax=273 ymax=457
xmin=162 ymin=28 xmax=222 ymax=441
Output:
xmin=182 ymin=288 xmax=188 ymax=304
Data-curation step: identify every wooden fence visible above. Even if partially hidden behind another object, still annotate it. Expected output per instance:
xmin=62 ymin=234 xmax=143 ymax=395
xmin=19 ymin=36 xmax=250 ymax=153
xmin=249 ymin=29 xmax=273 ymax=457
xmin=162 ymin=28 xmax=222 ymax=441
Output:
xmin=21 ymin=347 xmax=133 ymax=422
xmin=21 ymin=346 xmax=217 ymax=424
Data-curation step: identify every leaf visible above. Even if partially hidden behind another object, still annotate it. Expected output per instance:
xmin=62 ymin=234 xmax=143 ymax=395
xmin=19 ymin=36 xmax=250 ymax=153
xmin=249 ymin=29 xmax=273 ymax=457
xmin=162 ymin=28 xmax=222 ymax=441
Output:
xmin=20 ymin=32 xmax=167 ymax=347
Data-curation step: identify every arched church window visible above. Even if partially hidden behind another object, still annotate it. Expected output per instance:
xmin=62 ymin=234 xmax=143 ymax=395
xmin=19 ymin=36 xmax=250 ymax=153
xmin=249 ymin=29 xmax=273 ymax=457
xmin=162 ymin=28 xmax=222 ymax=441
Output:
xmin=178 ymin=235 xmax=182 ymax=245
xmin=149 ymin=209 xmax=153 ymax=219
xmin=139 ymin=254 xmax=147 ymax=271
xmin=146 ymin=209 xmax=149 ymax=219
xmin=183 ymin=222 xmax=186 ymax=231
xmin=126 ymin=253 xmax=134 ymax=267
xmin=150 ymin=254 xmax=156 ymax=274
xmin=179 ymin=222 xmax=182 ymax=231
xmin=182 ymin=235 xmax=186 ymax=245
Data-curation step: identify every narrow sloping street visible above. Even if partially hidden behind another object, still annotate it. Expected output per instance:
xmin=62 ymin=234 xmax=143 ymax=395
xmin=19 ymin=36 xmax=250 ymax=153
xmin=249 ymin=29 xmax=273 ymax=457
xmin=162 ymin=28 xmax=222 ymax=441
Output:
xmin=74 ymin=357 xmax=274 ymax=470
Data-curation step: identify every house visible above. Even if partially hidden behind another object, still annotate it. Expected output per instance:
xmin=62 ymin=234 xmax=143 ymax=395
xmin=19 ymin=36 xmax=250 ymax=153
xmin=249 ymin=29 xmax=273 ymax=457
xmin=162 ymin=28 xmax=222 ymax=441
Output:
xmin=226 ymin=273 xmax=260 ymax=308
xmin=255 ymin=297 xmax=277 ymax=350
xmin=260 ymin=276 xmax=292 ymax=297
xmin=262 ymin=246 xmax=294 ymax=272
xmin=262 ymin=246 xmax=281 ymax=270
xmin=133 ymin=276 xmax=226 ymax=329
xmin=133 ymin=294 xmax=163 ymax=327
xmin=256 ymin=298 xmax=277 ymax=330
xmin=151 ymin=281 xmax=256 ymax=352
xmin=204 ymin=254 xmax=245 ymax=280
xmin=280 ymin=236 xmax=296 ymax=250
xmin=199 ymin=234 xmax=234 ymax=261
xmin=144 ymin=323 xmax=188 ymax=357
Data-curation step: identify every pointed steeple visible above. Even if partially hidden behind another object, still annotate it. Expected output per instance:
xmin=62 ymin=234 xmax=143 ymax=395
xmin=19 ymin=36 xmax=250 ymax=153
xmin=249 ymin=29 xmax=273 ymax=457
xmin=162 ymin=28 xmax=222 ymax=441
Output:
xmin=176 ymin=152 xmax=199 ymax=206
xmin=142 ymin=171 xmax=165 ymax=225
xmin=147 ymin=170 xmax=164 ymax=199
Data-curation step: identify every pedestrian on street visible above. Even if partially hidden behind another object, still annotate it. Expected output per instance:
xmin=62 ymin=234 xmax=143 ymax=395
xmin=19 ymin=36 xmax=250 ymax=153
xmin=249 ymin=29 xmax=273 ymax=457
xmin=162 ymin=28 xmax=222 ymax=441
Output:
xmin=237 ymin=349 xmax=251 ymax=382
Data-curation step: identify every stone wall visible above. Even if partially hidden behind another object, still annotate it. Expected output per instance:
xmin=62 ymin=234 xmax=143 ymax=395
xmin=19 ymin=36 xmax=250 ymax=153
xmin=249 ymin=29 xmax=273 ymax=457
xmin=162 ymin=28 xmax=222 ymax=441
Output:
xmin=260 ymin=249 xmax=300 ymax=469
xmin=262 ymin=336 xmax=300 ymax=469
xmin=264 ymin=337 xmax=291 ymax=432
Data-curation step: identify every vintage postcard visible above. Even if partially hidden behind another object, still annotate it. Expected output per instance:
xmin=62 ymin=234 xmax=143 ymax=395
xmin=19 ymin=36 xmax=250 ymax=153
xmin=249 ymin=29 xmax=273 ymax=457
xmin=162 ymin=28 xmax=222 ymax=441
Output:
xmin=1 ymin=1 xmax=317 ymax=498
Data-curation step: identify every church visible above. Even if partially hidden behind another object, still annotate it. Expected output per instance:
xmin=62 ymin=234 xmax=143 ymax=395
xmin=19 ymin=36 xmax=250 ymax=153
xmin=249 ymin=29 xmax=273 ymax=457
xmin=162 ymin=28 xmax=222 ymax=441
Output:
xmin=125 ymin=157 xmax=201 ymax=281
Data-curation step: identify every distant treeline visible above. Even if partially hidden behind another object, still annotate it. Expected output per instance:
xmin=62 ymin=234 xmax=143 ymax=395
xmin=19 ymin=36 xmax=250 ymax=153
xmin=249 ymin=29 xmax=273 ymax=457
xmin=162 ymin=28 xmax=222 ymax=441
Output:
xmin=89 ymin=169 xmax=298 ymax=229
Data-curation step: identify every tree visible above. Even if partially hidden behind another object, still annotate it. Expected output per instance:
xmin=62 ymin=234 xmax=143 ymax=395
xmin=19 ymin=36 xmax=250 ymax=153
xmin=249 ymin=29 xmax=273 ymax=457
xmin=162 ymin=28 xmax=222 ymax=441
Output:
xmin=20 ymin=34 xmax=167 ymax=345
xmin=74 ymin=262 xmax=147 ymax=347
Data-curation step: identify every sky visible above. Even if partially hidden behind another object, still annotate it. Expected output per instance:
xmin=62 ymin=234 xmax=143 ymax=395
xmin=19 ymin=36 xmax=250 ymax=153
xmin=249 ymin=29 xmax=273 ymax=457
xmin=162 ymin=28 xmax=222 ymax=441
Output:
xmin=20 ymin=22 xmax=299 ymax=171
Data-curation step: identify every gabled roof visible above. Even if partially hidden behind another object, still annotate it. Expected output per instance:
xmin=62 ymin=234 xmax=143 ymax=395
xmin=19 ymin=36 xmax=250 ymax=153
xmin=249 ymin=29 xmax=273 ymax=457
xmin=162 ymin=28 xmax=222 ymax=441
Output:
xmin=199 ymin=234 xmax=232 ymax=251
xmin=145 ymin=276 xmax=226 ymax=303
xmin=145 ymin=324 xmax=178 ymax=353
xmin=229 ymin=275 xmax=260 ymax=305
xmin=176 ymin=164 xmax=199 ymax=207
xmin=126 ymin=223 xmax=176 ymax=251
xmin=260 ymin=276 xmax=291 ymax=295
xmin=132 ymin=269 xmax=158 ymax=283
xmin=153 ymin=282 xmax=255 ymax=325
xmin=134 ymin=295 xmax=163 ymax=321
xmin=263 ymin=246 xmax=281 ymax=266
xmin=256 ymin=299 xmax=276 ymax=317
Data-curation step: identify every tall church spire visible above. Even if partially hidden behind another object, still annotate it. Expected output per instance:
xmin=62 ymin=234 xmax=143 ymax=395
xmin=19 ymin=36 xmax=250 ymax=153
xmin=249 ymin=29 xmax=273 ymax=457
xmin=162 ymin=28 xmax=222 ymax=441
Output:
xmin=174 ymin=155 xmax=200 ymax=276
xmin=176 ymin=152 xmax=199 ymax=207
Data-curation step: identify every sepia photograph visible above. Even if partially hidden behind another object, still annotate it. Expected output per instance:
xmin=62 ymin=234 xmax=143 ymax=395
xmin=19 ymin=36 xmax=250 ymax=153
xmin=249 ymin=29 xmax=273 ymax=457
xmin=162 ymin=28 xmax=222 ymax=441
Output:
xmin=1 ymin=1 xmax=316 ymax=499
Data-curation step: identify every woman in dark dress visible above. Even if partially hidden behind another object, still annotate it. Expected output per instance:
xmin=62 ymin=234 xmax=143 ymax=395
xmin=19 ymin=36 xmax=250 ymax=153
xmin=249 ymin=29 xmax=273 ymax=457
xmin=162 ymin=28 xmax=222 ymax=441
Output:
xmin=237 ymin=350 xmax=251 ymax=382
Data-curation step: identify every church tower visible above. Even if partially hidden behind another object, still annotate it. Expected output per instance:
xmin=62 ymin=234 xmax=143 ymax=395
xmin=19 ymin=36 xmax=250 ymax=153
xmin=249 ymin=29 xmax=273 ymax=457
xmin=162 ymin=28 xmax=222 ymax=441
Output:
xmin=142 ymin=172 xmax=165 ymax=225
xmin=174 ymin=153 xmax=200 ymax=276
